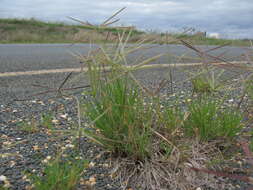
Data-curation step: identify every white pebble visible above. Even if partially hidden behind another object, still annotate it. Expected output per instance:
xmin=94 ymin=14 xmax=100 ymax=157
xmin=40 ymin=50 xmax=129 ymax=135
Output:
xmin=0 ymin=175 xmax=7 ymax=181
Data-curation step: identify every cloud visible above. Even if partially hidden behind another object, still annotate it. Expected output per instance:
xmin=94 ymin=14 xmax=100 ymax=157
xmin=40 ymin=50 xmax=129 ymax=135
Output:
xmin=0 ymin=0 xmax=252 ymax=39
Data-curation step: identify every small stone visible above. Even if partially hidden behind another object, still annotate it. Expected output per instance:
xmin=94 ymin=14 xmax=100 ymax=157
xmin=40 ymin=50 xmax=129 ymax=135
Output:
xmin=237 ymin=161 xmax=242 ymax=165
xmin=228 ymin=99 xmax=234 ymax=103
xmin=89 ymin=176 xmax=96 ymax=183
xmin=52 ymin=119 xmax=59 ymax=124
xmin=65 ymin=144 xmax=75 ymax=148
xmin=37 ymin=101 xmax=45 ymax=105
xmin=60 ymin=114 xmax=68 ymax=119
xmin=25 ymin=185 xmax=34 ymax=190
xmin=0 ymin=175 xmax=7 ymax=181
xmin=89 ymin=162 xmax=95 ymax=168
xmin=10 ymin=161 xmax=16 ymax=167
xmin=46 ymin=156 xmax=51 ymax=160
xmin=33 ymin=146 xmax=40 ymax=151
xmin=3 ymin=141 xmax=12 ymax=146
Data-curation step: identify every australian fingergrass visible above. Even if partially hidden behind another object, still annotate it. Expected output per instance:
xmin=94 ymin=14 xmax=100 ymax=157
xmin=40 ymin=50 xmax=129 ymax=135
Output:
xmin=184 ymin=98 xmax=243 ymax=141
xmin=29 ymin=158 xmax=87 ymax=190
xmin=82 ymin=45 xmax=153 ymax=160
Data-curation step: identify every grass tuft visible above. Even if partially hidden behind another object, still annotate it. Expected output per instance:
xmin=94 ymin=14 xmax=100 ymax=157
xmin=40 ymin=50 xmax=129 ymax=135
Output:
xmin=83 ymin=56 xmax=153 ymax=160
xmin=29 ymin=158 xmax=87 ymax=190
xmin=184 ymin=98 xmax=243 ymax=141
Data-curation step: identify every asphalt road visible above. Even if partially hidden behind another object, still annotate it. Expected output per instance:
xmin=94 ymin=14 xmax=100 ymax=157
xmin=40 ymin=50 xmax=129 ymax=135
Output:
xmin=0 ymin=44 xmax=249 ymax=104
xmin=0 ymin=44 xmax=249 ymax=72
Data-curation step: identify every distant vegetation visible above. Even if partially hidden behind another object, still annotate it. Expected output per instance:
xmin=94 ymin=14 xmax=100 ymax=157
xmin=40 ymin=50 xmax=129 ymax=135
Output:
xmin=0 ymin=18 xmax=251 ymax=46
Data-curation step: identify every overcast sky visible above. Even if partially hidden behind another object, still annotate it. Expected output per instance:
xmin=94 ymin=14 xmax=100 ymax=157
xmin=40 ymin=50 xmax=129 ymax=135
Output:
xmin=0 ymin=0 xmax=252 ymax=39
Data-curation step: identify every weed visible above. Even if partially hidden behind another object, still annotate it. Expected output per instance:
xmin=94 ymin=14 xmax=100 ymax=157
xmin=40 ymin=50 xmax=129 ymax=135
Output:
xmin=162 ymin=105 xmax=184 ymax=133
xmin=41 ymin=112 xmax=54 ymax=129
xmin=30 ymin=158 xmax=87 ymax=190
xmin=245 ymin=75 xmax=253 ymax=101
xmin=18 ymin=117 xmax=38 ymax=133
xmin=159 ymin=142 xmax=173 ymax=157
xmin=79 ymin=29 xmax=164 ymax=160
xmin=84 ymin=76 xmax=152 ymax=160
xmin=0 ymin=186 xmax=9 ymax=190
xmin=184 ymin=98 xmax=243 ymax=141
xmin=191 ymin=69 xmax=224 ymax=94
xmin=191 ymin=75 xmax=213 ymax=93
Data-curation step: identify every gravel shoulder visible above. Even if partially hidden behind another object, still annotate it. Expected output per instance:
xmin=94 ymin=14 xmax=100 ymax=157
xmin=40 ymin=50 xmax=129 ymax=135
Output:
xmin=0 ymin=66 xmax=252 ymax=189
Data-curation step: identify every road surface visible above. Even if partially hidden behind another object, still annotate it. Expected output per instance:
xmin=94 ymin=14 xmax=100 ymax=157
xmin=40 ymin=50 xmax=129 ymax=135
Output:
xmin=0 ymin=44 xmax=249 ymax=104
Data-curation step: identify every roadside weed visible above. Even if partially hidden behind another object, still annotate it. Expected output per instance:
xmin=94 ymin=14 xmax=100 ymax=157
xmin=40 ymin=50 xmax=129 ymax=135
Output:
xmin=41 ymin=112 xmax=54 ymax=129
xmin=184 ymin=98 xmax=242 ymax=141
xmin=0 ymin=186 xmax=9 ymax=190
xmin=84 ymin=75 xmax=152 ymax=160
xmin=245 ymin=75 xmax=253 ymax=101
xmin=162 ymin=105 xmax=184 ymax=133
xmin=18 ymin=117 xmax=38 ymax=133
xmin=191 ymin=69 xmax=224 ymax=94
xmin=30 ymin=158 xmax=87 ymax=190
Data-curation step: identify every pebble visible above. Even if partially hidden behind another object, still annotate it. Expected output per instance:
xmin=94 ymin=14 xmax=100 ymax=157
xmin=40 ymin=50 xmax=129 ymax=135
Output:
xmin=0 ymin=175 xmax=7 ymax=181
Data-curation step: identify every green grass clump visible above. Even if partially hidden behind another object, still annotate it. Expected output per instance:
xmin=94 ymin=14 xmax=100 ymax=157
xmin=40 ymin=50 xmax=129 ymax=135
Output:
xmin=18 ymin=117 xmax=38 ymax=133
xmin=245 ymin=75 xmax=253 ymax=101
xmin=184 ymin=98 xmax=243 ymax=141
xmin=162 ymin=106 xmax=184 ymax=132
xmin=41 ymin=112 xmax=54 ymax=130
xmin=0 ymin=186 xmax=9 ymax=190
xmin=80 ymin=37 xmax=158 ymax=160
xmin=30 ymin=159 xmax=87 ymax=190
xmin=191 ymin=69 xmax=224 ymax=94
xmin=191 ymin=75 xmax=213 ymax=93
xmin=84 ymin=75 xmax=152 ymax=160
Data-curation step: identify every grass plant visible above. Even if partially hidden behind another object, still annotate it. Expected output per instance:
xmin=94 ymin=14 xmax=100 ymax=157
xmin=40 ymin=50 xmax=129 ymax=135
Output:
xmin=29 ymin=158 xmax=87 ymax=190
xmin=191 ymin=69 xmax=225 ymax=94
xmin=19 ymin=117 xmax=38 ymax=133
xmin=82 ymin=44 xmax=154 ymax=160
xmin=41 ymin=112 xmax=54 ymax=130
xmin=184 ymin=97 xmax=243 ymax=141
